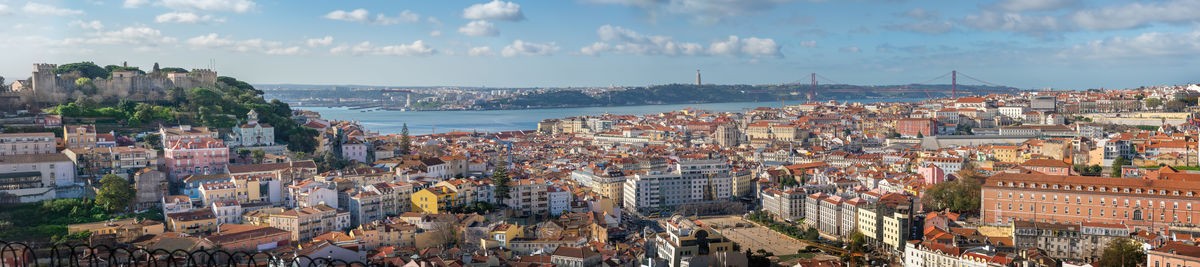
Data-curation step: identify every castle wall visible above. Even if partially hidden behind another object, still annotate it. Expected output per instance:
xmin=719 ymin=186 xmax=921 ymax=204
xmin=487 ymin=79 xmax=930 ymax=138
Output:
xmin=27 ymin=64 xmax=218 ymax=104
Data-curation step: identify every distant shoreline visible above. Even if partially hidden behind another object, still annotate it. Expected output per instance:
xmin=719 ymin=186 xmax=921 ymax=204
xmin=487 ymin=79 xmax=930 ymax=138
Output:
xmin=290 ymin=96 xmax=931 ymax=113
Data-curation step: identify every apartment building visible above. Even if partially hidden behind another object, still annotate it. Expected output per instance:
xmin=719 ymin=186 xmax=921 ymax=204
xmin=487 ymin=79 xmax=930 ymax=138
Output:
xmin=0 ymin=132 xmax=55 ymax=156
xmin=63 ymin=146 xmax=158 ymax=180
xmin=506 ymin=178 xmax=550 ymax=216
xmin=0 ymin=153 xmax=76 ymax=203
xmin=63 ymin=124 xmax=98 ymax=149
xmin=266 ymin=204 xmax=351 ymax=241
xmin=160 ymin=125 xmax=227 ymax=180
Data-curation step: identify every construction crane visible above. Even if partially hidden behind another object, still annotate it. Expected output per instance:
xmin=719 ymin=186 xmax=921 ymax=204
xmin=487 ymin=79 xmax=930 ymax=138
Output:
xmin=486 ymin=135 xmax=514 ymax=171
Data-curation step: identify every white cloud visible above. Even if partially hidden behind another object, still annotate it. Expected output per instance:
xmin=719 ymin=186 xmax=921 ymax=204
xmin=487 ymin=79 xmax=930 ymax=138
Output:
xmin=156 ymin=12 xmax=225 ymax=23
xmin=324 ymin=9 xmax=369 ymax=23
xmin=1069 ymin=0 xmax=1200 ymax=31
xmin=1061 ymin=30 xmax=1200 ymax=59
xmin=22 ymin=3 xmax=84 ymax=16
xmin=581 ymin=25 xmax=779 ymax=58
xmin=798 ymin=40 xmax=816 ymax=48
xmin=707 ymin=35 xmax=782 ymax=57
xmin=330 ymin=41 xmax=435 ymax=56
xmin=427 ymin=17 xmax=443 ymax=27
xmin=501 ymin=40 xmax=559 ymax=57
xmin=0 ymin=4 xmax=11 ymax=15
xmin=887 ymin=21 xmax=954 ymax=34
xmin=429 ymin=30 xmax=442 ymax=37
xmin=994 ymin=0 xmax=1077 ymax=12
xmin=62 ymin=26 xmax=176 ymax=46
xmin=468 ymin=46 xmax=495 ymax=56
xmin=377 ymin=40 xmax=435 ymax=56
xmin=324 ymin=9 xmax=421 ymax=25
xmin=582 ymin=0 xmax=801 ymax=24
xmin=306 ymin=36 xmax=333 ymax=47
xmin=160 ymin=0 xmax=257 ymax=13
xmin=458 ymin=20 xmax=498 ymax=37
xmin=265 ymin=46 xmax=305 ymax=55
xmin=962 ymin=11 xmax=1064 ymax=35
xmin=840 ymin=46 xmax=861 ymax=53
xmin=398 ymin=10 xmax=422 ymax=23
xmin=585 ymin=25 xmax=705 ymax=56
xmin=186 ymin=33 xmax=306 ymax=55
xmin=579 ymin=42 xmax=612 ymax=56
xmin=330 ymin=42 xmax=375 ymax=55
xmin=902 ymin=8 xmax=939 ymax=19
xmin=462 ymin=0 xmax=525 ymax=21
xmin=70 ymin=20 xmax=105 ymax=31
xmin=123 ymin=0 xmax=149 ymax=8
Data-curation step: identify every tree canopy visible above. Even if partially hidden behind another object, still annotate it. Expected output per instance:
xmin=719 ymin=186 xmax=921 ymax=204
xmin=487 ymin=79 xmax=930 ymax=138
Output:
xmin=1095 ymin=238 xmax=1144 ymax=267
xmin=491 ymin=166 xmax=512 ymax=204
xmin=95 ymin=174 xmax=133 ymax=213
xmin=54 ymin=62 xmax=108 ymax=79
xmin=921 ymin=167 xmax=982 ymax=213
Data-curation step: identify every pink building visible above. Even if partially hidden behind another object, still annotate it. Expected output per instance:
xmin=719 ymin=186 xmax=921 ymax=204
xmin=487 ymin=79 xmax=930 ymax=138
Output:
xmin=164 ymin=137 xmax=229 ymax=179
xmin=1148 ymin=242 xmax=1200 ymax=267
xmin=341 ymin=141 xmax=367 ymax=163
xmin=917 ymin=164 xmax=946 ymax=184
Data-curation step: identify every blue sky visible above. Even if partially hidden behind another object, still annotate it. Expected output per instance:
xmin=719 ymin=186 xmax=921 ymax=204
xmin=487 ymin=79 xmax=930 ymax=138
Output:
xmin=0 ymin=0 xmax=1197 ymax=89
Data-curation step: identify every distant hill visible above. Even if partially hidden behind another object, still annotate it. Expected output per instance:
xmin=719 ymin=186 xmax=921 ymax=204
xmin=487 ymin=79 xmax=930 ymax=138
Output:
xmin=475 ymin=83 xmax=1022 ymax=109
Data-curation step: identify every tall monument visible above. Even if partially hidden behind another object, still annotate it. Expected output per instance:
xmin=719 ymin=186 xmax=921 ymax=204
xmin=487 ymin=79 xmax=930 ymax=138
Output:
xmin=696 ymin=69 xmax=701 ymax=86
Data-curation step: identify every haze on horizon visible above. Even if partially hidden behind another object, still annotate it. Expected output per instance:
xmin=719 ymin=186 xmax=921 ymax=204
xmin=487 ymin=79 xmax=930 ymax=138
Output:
xmin=0 ymin=0 xmax=1197 ymax=90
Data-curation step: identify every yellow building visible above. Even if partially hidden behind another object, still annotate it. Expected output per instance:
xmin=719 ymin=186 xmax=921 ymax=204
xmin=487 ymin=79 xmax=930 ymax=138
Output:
xmin=482 ymin=223 xmax=525 ymax=248
xmin=412 ymin=186 xmax=457 ymax=214
xmin=991 ymin=145 xmax=1021 ymax=163
xmin=67 ymin=218 xmax=164 ymax=243
xmin=166 ymin=209 xmax=217 ymax=235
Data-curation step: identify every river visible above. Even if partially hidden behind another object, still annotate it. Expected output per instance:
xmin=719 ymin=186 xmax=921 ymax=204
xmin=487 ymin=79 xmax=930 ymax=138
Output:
xmin=297 ymin=98 xmax=923 ymax=135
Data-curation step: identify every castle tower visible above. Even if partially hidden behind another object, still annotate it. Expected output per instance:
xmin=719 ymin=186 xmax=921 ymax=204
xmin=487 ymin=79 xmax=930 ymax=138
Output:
xmin=696 ymin=69 xmax=702 ymax=86
xmin=31 ymin=63 xmax=58 ymax=94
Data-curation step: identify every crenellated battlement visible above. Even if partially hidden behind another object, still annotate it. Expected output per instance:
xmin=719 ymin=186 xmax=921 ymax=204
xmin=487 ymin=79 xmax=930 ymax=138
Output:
xmin=33 ymin=63 xmax=57 ymax=72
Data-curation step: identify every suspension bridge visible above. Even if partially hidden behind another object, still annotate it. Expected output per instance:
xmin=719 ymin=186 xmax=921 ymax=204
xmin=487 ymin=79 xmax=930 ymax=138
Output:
xmin=790 ymin=70 xmax=1020 ymax=101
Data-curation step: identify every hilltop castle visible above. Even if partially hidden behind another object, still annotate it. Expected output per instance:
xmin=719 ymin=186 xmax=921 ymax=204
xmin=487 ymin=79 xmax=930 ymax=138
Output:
xmin=9 ymin=63 xmax=218 ymax=103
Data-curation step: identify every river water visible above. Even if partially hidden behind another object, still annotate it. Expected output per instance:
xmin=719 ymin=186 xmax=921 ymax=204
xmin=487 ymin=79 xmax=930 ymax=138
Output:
xmin=297 ymin=99 xmax=922 ymax=135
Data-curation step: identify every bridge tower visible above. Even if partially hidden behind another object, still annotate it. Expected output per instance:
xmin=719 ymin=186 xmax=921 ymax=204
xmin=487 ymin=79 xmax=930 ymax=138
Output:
xmin=808 ymin=73 xmax=817 ymax=101
xmin=951 ymin=70 xmax=957 ymax=99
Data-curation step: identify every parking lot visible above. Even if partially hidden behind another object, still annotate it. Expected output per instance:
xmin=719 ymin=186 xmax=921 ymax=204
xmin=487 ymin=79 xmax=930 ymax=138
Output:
xmin=697 ymin=216 xmax=809 ymax=256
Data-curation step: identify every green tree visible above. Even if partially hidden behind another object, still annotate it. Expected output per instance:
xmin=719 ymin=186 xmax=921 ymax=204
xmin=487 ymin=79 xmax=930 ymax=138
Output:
xmin=1145 ymin=98 xmax=1162 ymax=110
xmin=780 ymin=175 xmax=799 ymax=187
xmin=167 ymin=87 xmax=187 ymax=105
xmin=237 ymin=148 xmax=251 ymax=161
xmin=1165 ymin=99 xmax=1187 ymax=112
xmin=143 ymin=133 xmax=162 ymax=150
xmin=55 ymin=62 xmax=108 ymax=79
xmin=491 ymin=165 xmax=512 ymax=205
xmin=95 ymin=174 xmax=133 ymax=213
xmin=252 ymin=149 xmax=266 ymax=164
xmin=921 ymin=168 xmax=983 ymax=213
xmin=1111 ymin=156 xmax=1130 ymax=177
xmin=848 ymin=231 xmax=868 ymax=253
xmin=160 ymin=67 xmax=188 ymax=73
xmin=399 ymin=123 xmax=412 ymax=154
xmin=1095 ymin=238 xmax=1144 ymax=267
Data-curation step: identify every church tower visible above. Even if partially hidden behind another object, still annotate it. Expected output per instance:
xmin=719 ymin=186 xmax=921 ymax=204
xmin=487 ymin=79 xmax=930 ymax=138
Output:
xmin=247 ymin=109 xmax=259 ymax=125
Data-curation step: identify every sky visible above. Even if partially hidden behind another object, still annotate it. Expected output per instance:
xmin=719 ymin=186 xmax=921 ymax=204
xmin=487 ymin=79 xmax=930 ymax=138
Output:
xmin=0 ymin=0 xmax=1197 ymax=90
